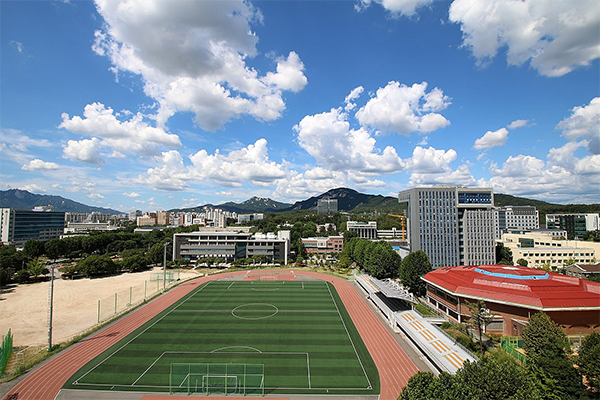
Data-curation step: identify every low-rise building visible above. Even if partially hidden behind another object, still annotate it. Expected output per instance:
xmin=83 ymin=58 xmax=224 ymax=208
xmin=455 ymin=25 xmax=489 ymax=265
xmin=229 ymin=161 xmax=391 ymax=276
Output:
xmin=501 ymin=232 xmax=600 ymax=269
xmin=173 ymin=230 xmax=290 ymax=264
xmin=422 ymin=265 xmax=600 ymax=336
xmin=347 ymin=221 xmax=378 ymax=239
xmin=566 ymin=262 xmax=600 ymax=280
xmin=301 ymin=236 xmax=343 ymax=255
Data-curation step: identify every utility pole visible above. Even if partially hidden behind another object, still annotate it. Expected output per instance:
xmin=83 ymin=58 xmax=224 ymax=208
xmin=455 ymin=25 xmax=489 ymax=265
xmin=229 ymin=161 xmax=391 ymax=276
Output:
xmin=163 ymin=242 xmax=170 ymax=291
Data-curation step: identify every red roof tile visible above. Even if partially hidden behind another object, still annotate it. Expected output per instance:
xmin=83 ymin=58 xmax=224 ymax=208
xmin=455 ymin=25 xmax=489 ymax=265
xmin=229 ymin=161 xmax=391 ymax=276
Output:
xmin=422 ymin=265 xmax=600 ymax=310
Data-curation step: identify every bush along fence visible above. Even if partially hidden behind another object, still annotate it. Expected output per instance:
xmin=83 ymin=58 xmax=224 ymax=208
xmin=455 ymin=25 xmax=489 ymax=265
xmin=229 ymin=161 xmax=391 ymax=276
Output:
xmin=0 ymin=329 xmax=14 ymax=376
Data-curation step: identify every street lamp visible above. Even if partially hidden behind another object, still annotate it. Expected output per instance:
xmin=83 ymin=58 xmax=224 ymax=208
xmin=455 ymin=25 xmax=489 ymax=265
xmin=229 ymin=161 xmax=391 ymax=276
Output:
xmin=163 ymin=242 xmax=170 ymax=291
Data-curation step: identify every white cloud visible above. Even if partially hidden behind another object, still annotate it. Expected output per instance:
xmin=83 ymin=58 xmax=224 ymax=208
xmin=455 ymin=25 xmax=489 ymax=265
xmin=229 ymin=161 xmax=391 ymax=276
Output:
xmin=449 ymin=0 xmax=600 ymax=77
xmin=136 ymin=150 xmax=189 ymax=191
xmin=189 ymin=139 xmax=287 ymax=186
xmin=473 ymin=128 xmax=509 ymax=150
xmin=355 ymin=81 xmax=451 ymax=135
xmin=92 ymin=0 xmax=307 ymax=131
xmin=59 ymin=102 xmax=181 ymax=157
xmin=19 ymin=184 xmax=46 ymax=193
xmin=295 ymin=107 xmax=406 ymax=174
xmin=21 ymin=159 xmax=60 ymax=171
xmin=547 ymin=141 xmax=585 ymax=169
xmin=88 ymin=193 xmax=105 ymax=200
xmin=62 ymin=138 xmax=104 ymax=165
xmin=556 ymin=97 xmax=600 ymax=154
xmin=136 ymin=139 xmax=288 ymax=191
xmin=344 ymin=86 xmax=364 ymax=111
xmin=507 ymin=119 xmax=529 ymax=129
xmin=123 ymin=192 xmax=141 ymax=198
xmin=357 ymin=0 xmax=434 ymax=17
xmin=491 ymin=154 xmax=545 ymax=177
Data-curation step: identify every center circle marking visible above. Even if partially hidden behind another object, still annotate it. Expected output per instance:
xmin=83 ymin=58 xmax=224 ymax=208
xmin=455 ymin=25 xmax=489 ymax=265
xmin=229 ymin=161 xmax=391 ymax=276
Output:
xmin=231 ymin=303 xmax=279 ymax=320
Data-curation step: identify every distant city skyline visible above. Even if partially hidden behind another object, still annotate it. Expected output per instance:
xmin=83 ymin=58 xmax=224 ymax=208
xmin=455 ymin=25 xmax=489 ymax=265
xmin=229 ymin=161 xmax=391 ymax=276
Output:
xmin=1 ymin=0 xmax=598 ymax=211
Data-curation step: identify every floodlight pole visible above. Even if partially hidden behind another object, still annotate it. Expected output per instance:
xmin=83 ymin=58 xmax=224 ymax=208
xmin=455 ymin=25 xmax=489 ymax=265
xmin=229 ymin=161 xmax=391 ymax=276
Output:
xmin=163 ymin=242 xmax=170 ymax=291
xmin=48 ymin=266 xmax=54 ymax=352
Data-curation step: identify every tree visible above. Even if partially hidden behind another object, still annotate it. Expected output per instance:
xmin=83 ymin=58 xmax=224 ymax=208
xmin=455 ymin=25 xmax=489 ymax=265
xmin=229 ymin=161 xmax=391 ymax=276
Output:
xmin=516 ymin=258 xmax=528 ymax=267
xmin=399 ymin=250 xmax=432 ymax=296
xmin=496 ymin=243 xmax=513 ymax=265
xmin=27 ymin=258 xmax=48 ymax=278
xmin=120 ymin=254 xmax=149 ymax=272
xmin=365 ymin=241 xmax=401 ymax=279
xmin=522 ymin=312 xmax=585 ymax=399
xmin=465 ymin=300 xmax=494 ymax=355
xmin=45 ymin=238 xmax=67 ymax=260
xmin=343 ymin=230 xmax=358 ymax=243
xmin=23 ymin=240 xmax=45 ymax=259
xmin=78 ymin=254 xmax=118 ymax=277
xmin=577 ymin=332 xmax=600 ymax=393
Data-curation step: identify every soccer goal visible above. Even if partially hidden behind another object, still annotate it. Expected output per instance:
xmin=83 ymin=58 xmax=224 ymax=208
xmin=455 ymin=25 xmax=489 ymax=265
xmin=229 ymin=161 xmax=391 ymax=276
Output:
xmin=169 ymin=362 xmax=264 ymax=395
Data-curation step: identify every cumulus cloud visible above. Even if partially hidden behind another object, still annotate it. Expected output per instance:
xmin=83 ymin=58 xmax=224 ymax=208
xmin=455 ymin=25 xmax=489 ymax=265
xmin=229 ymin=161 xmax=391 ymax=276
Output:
xmin=136 ymin=139 xmax=288 ymax=191
xmin=189 ymin=139 xmax=287 ymax=186
xmin=21 ymin=159 xmax=60 ymax=171
xmin=295 ymin=107 xmax=406 ymax=174
xmin=59 ymin=102 xmax=181 ymax=157
xmin=344 ymin=86 xmax=364 ymax=111
xmin=355 ymin=81 xmax=451 ymax=135
xmin=62 ymin=138 xmax=104 ymax=165
xmin=556 ymin=97 xmax=600 ymax=154
xmin=356 ymin=0 xmax=434 ymax=17
xmin=449 ymin=0 xmax=600 ymax=77
xmin=123 ymin=192 xmax=141 ymax=198
xmin=92 ymin=0 xmax=307 ymax=131
xmin=473 ymin=128 xmax=509 ymax=150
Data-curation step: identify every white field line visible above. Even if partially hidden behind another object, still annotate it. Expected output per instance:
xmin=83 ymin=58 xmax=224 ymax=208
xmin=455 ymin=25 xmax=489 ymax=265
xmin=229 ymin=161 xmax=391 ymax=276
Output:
xmin=326 ymin=283 xmax=372 ymax=390
xmin=131 ymin=352 xmax=166 ymax=386
xmin=227 ymin=281 xmax=235 ymax=289
xmin=73 ymin=281 xmax=213 ymax=385
xmin=306 ymin=353 xmax=311 ymax=389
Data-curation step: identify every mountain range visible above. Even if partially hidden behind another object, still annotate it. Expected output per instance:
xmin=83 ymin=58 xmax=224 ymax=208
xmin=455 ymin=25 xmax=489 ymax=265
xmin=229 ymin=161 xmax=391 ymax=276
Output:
xmin=0 ymin=189 xmax=122 ymax=214
xmin=1 ymin=188 xmax=598 ymax=220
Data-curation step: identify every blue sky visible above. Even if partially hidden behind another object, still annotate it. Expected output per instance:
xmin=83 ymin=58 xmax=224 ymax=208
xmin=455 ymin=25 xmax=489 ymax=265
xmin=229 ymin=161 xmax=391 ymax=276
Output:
xmin=1 ymin=0 xmax=599 ymax=212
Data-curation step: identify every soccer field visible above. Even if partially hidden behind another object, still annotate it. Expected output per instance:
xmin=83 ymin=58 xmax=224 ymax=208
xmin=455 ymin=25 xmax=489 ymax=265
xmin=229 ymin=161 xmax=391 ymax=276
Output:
xmin=63 ymin=280 xmax=380 ymax=396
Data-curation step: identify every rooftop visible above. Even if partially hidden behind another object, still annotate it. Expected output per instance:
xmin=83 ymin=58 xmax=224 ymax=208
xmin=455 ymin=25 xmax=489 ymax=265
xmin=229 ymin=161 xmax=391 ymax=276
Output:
xmin=423 ymin=265 xmax=600 ymax=310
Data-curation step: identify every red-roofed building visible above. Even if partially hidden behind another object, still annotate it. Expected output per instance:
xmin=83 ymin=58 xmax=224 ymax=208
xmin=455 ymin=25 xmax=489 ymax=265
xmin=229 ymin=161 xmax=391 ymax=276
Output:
xmin=422 ymin=265 xmax=600 ymax=336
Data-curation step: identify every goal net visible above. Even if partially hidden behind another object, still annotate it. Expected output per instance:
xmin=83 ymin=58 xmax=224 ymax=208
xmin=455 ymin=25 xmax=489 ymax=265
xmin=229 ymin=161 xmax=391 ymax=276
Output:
xmin=169 ymin=363 xmax=264 ymax=395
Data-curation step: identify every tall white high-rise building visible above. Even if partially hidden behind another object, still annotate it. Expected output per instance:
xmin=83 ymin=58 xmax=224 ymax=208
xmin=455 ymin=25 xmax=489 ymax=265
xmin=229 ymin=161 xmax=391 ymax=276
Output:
xmin=398 ymin=186 xmax=496 ymax=268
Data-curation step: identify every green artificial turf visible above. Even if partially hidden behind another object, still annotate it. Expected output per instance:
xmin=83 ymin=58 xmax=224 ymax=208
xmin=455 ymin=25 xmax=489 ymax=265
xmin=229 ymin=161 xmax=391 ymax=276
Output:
xmin=63 ymin=280 xmax=380 ymax=396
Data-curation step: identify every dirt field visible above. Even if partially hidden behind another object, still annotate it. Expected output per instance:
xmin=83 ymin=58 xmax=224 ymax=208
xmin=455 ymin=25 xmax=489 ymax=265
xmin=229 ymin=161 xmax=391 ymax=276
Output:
xmin=0 ymin=268 xmax=200 ymax=347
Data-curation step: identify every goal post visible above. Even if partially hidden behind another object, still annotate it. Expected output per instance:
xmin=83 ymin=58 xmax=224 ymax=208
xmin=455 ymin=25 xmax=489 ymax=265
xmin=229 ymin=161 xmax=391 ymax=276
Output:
xmin=169 ymin=362 xmax=264 ymax=395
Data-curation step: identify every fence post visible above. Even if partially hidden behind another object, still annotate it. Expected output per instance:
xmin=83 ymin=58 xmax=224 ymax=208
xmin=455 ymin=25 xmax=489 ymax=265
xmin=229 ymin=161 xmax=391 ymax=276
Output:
xmin=97 ymin=300 xmax=100 ymax=323
xmin=144 ymin=281 xmax=147 ymax=299
xmin=129 ymin=286 xmax=132 ymax=306
xmin=114 ymin=293 xmax=117 ymax=314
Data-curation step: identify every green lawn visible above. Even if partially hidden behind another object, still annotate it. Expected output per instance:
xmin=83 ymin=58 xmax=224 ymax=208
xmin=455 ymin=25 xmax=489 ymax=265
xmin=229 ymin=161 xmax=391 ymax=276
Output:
xmin=63 ymin=280 xmax=379 ymax=396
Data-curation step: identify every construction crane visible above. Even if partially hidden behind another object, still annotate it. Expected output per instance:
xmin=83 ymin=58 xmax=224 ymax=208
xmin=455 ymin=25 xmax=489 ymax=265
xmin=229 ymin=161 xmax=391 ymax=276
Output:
xmin=388 ymin=214 xmax=406 ymax=240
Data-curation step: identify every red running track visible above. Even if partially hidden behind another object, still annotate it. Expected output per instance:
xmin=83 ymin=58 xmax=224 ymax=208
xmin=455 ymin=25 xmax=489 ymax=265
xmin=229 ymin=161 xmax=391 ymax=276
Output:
xmin=3 ymin=271 xmax=418 ymax=400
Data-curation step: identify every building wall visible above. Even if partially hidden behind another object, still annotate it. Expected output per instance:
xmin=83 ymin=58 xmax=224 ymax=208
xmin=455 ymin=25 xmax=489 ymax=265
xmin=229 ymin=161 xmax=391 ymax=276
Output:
xmin=302 ymin=236 xmax=343 ymax=254
xmin=546 ymin=214 xmax=600 ymax=239
xmin=1 ymin=209 xmax=65 ymax=247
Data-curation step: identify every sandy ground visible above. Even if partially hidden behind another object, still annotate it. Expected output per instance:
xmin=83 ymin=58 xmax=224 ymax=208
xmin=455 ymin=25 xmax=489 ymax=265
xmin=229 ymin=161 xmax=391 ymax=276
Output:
xmin=0 ymin=268 xmax=200 ymax=347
